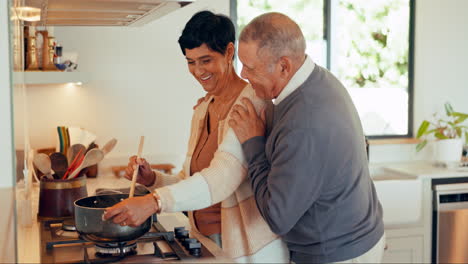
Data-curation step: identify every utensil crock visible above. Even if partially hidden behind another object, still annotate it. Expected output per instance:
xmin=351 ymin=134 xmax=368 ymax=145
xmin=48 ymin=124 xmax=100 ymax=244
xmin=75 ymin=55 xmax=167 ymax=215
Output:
xmin=38 ymin=175 xmax=88 ymax=219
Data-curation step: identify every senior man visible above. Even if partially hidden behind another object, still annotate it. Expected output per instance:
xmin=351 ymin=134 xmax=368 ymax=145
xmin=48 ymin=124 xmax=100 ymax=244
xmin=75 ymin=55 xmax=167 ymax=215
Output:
xmin=229 ymin=12 xmax=385 ymax=263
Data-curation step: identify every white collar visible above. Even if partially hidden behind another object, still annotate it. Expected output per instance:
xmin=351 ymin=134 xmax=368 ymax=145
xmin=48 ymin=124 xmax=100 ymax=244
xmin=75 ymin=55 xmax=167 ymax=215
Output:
xmin=273 ymin=55 xmax=315 ymax=105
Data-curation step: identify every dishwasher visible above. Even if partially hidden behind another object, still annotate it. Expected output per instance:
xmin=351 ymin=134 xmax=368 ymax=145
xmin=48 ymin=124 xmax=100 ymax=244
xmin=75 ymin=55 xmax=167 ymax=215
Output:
xmin=433 ymin=182 xmax=468 ymax=263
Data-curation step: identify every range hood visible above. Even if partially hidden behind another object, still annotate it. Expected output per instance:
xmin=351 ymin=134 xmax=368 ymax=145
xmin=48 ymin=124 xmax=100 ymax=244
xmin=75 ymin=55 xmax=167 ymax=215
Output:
xmin=22 ymin=0 xmax=194 ymax=27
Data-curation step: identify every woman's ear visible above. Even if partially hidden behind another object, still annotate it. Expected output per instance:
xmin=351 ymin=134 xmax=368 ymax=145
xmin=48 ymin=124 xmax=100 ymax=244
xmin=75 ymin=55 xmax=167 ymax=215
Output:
xmin=226 ymin=42 xmax=235 ymax=61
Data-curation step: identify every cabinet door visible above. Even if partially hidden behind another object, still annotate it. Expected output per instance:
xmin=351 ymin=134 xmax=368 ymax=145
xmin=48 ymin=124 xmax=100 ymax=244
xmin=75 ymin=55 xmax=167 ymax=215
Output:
xmin=382 ymin=236 xmax=423 ymax=263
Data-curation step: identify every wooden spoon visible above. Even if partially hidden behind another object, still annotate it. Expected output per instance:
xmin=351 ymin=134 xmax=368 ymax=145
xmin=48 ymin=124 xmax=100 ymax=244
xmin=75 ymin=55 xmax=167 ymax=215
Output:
xmin=67 ymin=144 xmax=86 ymax=165
xmin=101 ymin=138 xmax=118 ymax=156
xmin=49 ymin=152 xmax=68 ymax=179
xmin=33 ymin=153 xmax=54 ymax=180
xmin=67 ymin=149 xmax=104 ymax=179
xmin=129 ymin=136 xmax=145 ymax=198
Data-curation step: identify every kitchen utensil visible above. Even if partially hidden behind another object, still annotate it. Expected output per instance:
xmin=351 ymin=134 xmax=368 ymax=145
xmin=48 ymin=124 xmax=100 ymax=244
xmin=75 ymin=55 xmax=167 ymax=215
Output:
xmin=57 ymin=126 xmax=64 ymax=154
xmin=33 ymin=153 xmax=54 ymax=180
xmin=67 ymin=143 xmax=86 ymax=165
xmin=49 ymin=152 xmax=68 ymax=179
xmin=67 ymin=148 xmax=104 ymax=179
xmin=38 ymin=176 xmax=87 ymax=219
xmin=129 ymin=136 xmax=145 ymax=198
xmin=84 ymin=142 xmax=99 ymax=178
xmin=101 ymin=138 xmax=118 ymax=156
xmin=74 ymin=194 xmax=152 ymax=243
xmin=68 ymin=127 xmax=97 ymax=148
xmin=63 ymin=148 xmax=85 ymax=179
xmin=80 ymin=129 xmax=97 ymax=149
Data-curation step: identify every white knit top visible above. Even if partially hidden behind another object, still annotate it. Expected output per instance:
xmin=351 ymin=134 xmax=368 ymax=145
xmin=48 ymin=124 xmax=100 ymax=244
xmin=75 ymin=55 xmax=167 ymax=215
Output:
xmin=148 ymin=84 xmax=289 ymax=263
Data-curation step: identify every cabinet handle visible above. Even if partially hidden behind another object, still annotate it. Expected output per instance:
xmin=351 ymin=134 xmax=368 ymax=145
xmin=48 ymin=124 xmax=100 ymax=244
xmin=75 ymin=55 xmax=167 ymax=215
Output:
xmin=384 ymin=244 xmax=388 ymax=251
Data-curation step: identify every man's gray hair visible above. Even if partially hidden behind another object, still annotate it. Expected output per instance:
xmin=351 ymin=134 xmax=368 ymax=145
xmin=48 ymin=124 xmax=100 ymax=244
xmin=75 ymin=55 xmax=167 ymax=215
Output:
xmin=239 ymin=12 xmax=306 ymax=66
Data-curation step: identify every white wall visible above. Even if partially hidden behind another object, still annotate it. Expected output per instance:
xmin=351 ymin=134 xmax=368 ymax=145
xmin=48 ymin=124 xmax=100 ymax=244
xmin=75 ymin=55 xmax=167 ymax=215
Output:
xmin=13 ymin=0 xmax=468 ymax=166
xmin=413 ymin=0 xmax=468 ymax=125
xmin=370 ymin=0 xmax=468 ymax=163
xmin=14 ymin=0 xmax=230 ymax=169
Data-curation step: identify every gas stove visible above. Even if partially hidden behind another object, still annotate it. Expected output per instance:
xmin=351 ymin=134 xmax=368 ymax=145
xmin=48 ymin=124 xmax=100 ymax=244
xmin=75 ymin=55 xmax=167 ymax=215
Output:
xmin=40 ymin=217 xmax=213 ymax=263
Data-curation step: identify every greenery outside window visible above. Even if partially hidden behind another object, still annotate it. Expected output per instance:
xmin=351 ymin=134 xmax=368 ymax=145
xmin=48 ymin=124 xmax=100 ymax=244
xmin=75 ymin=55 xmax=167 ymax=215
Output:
xmin=232 ymin=0 xmax=415 ymax=138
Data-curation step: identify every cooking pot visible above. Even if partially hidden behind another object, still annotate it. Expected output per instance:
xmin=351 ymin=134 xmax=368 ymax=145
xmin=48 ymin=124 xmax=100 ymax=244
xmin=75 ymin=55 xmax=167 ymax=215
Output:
xmin=74 ymin=194 xmax=152 ymax=243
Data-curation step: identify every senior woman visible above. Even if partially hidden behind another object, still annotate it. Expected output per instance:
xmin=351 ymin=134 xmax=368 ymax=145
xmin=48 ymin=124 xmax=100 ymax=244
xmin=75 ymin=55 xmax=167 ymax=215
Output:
xmin=103 ymin=11 xmax=288 ymax=263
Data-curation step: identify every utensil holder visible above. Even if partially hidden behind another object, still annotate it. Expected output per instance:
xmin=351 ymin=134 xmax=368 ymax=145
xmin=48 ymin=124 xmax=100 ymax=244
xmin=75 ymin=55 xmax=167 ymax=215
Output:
xmin=38 ymin=175 xmax=88 ymax=219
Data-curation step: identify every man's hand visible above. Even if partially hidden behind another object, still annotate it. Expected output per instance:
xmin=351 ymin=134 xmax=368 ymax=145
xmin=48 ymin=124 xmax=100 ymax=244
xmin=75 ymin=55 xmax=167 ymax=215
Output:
xmin=229 ymin=98 xmax=266 ymax=144
xmin=102 ymin=194 xmax=158 ymax=227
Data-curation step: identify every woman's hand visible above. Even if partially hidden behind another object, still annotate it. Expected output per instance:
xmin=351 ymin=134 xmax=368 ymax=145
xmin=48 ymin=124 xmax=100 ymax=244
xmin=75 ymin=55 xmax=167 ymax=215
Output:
xmin=103 ymin=194 xmax=158 ymax=227
xmin=125 ymin=156 xmax=156 ymax=187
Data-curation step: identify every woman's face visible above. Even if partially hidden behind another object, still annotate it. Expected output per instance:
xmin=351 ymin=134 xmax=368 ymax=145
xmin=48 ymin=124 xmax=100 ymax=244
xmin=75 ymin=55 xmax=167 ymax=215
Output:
xmin=185 ymin=43 xmax=232 ymax=96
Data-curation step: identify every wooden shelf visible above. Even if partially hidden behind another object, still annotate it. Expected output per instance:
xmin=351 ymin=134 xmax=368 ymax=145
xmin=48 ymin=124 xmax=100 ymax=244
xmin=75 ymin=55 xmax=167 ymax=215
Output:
xmin=14 ymin=71 xmax=89 ymax=85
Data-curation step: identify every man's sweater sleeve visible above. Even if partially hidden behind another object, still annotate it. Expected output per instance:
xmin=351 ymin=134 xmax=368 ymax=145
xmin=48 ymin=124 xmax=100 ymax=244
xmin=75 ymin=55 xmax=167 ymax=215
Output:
xmin=242 ymin=129 xmax=323 ymax=236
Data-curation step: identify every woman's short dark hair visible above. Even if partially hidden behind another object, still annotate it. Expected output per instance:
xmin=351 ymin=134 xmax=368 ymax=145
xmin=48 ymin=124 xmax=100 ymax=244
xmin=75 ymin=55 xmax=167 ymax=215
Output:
xmin=178 ymin=11 xmax=235 ymax=57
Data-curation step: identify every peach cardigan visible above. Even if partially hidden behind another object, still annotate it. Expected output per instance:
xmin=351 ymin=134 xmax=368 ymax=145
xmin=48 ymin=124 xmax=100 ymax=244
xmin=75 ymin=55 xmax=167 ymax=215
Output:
xmin=148 ymin=84 xmax=289 ymax=262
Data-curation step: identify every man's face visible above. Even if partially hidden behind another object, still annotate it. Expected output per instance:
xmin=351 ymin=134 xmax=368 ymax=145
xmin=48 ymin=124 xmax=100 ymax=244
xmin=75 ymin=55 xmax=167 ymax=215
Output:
xmin=238 ymin=41 xmax=281 ymax=100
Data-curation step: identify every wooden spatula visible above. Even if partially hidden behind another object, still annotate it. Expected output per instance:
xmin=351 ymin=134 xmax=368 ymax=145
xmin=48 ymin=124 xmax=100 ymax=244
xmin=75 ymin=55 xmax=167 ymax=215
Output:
xmin=102 ymin=138 xmax=118 ymax=156
xmin=50 ymin=152 xmax=68 ymax=179
xmin=67 ymin=149 xmax=105 ymax=179
xmin=129 ymin=136 xmax=145 ymax=198
xmin=33 ymin=153 xmax=54 ymax=180
xmin=67 ymin=144 xmax=86 ymax=165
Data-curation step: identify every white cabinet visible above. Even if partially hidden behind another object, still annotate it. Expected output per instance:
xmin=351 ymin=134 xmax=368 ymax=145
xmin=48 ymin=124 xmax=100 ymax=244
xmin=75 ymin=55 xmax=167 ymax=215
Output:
xmin=373 ymin=179 xmax=422 ymax=225
xmin=372 ymin=169 xmax=432 ymax=263
xmin=383 ymin=235 xmax=424 ymax=263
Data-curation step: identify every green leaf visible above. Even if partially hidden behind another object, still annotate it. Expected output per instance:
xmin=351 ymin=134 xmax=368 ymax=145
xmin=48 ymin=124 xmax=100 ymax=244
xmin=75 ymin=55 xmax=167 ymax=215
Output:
xmin=416 ymin=120 xmax=430 ymax=138
xmin=416 ymin=140 xmax=427 ymax=152
xmin=435 ymin=132 xmax=449 ymax=139
xmin=452 ymin=112 xmax=468 ymax=124
xmin=456 ymin=127 xmax=462 ymax=137
xmin=451 ymin=112 xmax=468 ymax=119
xmin=445 ymin=102 xmax=454 ymax=115
xmin=465 ymin=131 xmax=468 ymax=145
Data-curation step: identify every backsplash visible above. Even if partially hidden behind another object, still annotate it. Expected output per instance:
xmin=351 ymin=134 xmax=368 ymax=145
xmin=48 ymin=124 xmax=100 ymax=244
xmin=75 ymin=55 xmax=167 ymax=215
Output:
xmin=370 ymin=142 xmax=434 ymax=164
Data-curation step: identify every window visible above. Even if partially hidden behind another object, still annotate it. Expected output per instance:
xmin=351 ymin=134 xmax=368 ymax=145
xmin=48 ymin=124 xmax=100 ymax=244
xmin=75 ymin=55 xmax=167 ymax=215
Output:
xmin=232 ymin=0 xmax=414 ymax=138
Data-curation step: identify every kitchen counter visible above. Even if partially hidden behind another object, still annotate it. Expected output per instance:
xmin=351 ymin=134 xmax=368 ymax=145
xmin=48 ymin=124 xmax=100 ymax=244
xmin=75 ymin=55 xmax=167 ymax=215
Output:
xmin=369 ymin=160 xmax=468 ymax=229
xmin=16 ymin=171 xmax=230 ymax=263
xmin=371 ymin=160 xmax=468 ymax=180
xmin=369 ymin=160 xmax=468 ymax=264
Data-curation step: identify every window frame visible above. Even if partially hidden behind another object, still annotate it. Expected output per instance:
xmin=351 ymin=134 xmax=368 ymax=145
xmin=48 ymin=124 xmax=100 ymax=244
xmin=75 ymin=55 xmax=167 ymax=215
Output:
xmin=230 ymin=0 xmax=416 ymax=139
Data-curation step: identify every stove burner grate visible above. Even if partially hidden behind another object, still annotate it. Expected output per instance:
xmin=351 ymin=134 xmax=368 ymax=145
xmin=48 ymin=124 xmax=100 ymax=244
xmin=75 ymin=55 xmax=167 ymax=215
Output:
xmin=62 ymin=219 xmax=77 ymax=231
xmin=94 ymin=242 xmax=137 ymax=256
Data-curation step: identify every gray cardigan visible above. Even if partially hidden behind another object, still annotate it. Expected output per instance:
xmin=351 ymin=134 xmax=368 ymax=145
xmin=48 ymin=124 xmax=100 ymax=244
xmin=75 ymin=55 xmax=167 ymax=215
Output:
xmin=242 ymin=64 xmax=384 ymax=263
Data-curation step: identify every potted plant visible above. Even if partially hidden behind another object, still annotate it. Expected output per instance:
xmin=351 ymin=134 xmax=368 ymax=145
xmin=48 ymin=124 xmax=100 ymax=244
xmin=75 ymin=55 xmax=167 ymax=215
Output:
xmin=416 ymin=102 xmax=468 ymax=166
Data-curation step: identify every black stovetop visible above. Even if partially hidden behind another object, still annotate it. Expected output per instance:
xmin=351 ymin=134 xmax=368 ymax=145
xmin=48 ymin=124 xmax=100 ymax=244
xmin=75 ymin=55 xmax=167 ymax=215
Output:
xmin=39 ymin=218 xmax=212 ymax=264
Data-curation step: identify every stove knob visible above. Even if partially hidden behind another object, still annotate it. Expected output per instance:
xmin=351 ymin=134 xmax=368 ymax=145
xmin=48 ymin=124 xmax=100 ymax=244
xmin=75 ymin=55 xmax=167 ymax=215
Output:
xmin=183 ymin=238 xmax=198 ymax=249
xmin=188 ymin=242 xmax=202 ymax=257
xmin=179 ymin=230 xmax=189 ymax=240
xmin=174 ymin=227 xmax=186 ymax=239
